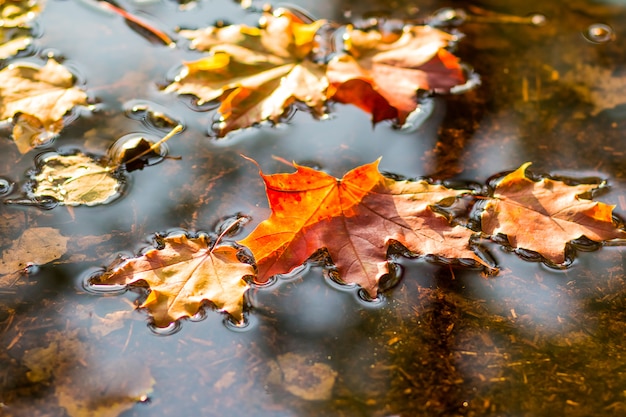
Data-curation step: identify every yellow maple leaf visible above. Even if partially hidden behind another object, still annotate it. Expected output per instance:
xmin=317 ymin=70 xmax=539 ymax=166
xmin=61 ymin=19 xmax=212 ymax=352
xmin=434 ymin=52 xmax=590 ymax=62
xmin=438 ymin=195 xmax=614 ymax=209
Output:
xmin=165 ymin=8 xmax=328 ymax=137
xmin=96 ymin=234 xmax=253 ymax=326
xmin=0 ymin=59 xmax=88 ymax=153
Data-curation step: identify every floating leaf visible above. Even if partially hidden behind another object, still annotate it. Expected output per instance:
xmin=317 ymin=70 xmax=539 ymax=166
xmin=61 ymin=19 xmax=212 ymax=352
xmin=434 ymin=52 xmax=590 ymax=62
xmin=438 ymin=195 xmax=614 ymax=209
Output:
xmin=0 ymin=59 xmax=88 ymax=153
xmin=0 ymin=0 xmax=44 ymax=27
xmin=165 ymin=8 xmax=328 ymax=136
xmin=96 ymin=234 xmax=253 ymax=327
xmin=32 ymin=153 xmax=122 ymax=206
xmin=239 ymin=158 xmax=484 ymax=297
xmin=0 ymin=0 xmax=43 ymax=59
xmin=327 ymin=24 xmax=466 ymax=124
xmin=481 ymin=162 xmax=626 ymax=263
xmin=0 ymin=29 xmax=30 ymax=59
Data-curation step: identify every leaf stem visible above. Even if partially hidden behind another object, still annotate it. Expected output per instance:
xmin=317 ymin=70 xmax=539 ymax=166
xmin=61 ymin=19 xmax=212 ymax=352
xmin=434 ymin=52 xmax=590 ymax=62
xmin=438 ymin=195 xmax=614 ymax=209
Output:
xmin=211 ymin=217 xmax=246 ymax=253
xmin=99 ymin=1 xmax=175 ymax=47
xmin=117 ymin=124 xmax=183 ymax=170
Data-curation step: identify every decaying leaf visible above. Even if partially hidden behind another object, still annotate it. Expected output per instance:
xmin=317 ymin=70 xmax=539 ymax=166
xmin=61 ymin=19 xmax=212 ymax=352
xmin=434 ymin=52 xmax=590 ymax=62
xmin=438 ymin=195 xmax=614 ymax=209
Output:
xmin=0 ymin=226 xmax=68 ymax=277
xmin=239 ymin=159 xmax=484 ymax=298
xmin=165 ymin=8 xmax=328 ymax=136
xmin=267 ymin=352 xmax=338 ymax=401
xmin=23 ymin=329 xmax=154 ymax=417
xmin=31 ymin=152 xmax=122 ymax=206
xmin=327 ymin=24 xmax=465 ymax=124
xmin=0 ymin=59 xmax=88 ymax=153
xmin=481 ymin=162 xmax=626 ymax=263
xmin=96 ymin=234 xmax=253 ymax=327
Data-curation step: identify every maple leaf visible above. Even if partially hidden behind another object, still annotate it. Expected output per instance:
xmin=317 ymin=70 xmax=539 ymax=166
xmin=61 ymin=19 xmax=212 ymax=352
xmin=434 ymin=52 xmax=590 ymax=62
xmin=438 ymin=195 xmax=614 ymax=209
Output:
xmin=326 ymin=24 xmax=466 ymax=124
xmin=481 ymin=162 xmax=626 ymax=264
xmin=96 ymin=233 xmax=253 ymax=327
xmin=238 ymin=159 xmax=485 ymax=298
xmin=165 ymin=8 xmax=328 ymax=137
xmin=0 ymin=59 xmax=88 ymax=153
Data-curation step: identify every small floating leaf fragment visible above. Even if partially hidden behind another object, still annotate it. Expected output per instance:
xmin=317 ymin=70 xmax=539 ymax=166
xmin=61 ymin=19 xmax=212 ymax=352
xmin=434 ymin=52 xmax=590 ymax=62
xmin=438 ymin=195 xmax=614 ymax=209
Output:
xmin=583 ymin=23 xmax=614 ymax=44
xmin=0 ymin=59 xmax=88 ymax=153
xmin=32 ymin=153 xmax=122 ymax=206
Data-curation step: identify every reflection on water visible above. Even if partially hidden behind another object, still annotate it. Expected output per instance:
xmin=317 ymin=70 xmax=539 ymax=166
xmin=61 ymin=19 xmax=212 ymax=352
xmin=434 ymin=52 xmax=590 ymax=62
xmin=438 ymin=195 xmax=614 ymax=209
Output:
xmin=1 ymin=0 xmax=626 ymax=416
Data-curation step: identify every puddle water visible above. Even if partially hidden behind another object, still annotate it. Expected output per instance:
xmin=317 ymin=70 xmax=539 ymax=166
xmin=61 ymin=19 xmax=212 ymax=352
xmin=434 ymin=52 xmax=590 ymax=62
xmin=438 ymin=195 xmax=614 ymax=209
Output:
xmin=1 ymin=0 xmax=626 ymax=416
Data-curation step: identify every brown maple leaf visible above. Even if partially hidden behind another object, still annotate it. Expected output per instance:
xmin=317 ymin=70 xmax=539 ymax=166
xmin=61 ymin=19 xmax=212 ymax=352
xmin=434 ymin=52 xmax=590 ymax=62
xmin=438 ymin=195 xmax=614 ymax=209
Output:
xmin=326 ymin=24 xmax=466 ymax=124
xmin=165 ymin=8 xmax=328 ymax=137
xmin=238 ymin=159 xmax=485 ymax=298
xmin=0 ymin=59 xmax=88 ymax=153
xmin=481 ymin=162 xmax=626 ymax=264
xmin=96 ymin=234 xmax=253 ymax=326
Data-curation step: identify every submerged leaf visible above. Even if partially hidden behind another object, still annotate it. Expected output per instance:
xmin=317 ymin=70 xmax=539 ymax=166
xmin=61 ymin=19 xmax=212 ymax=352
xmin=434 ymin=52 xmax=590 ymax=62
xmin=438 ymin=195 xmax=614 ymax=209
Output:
xmin=22 ymin=329 xmax=154 ymax=417
xmin=165 ymin=9 xmax=328 ymax=136
xmin=97 ymin=234 xmax=253 ymax=326
xmin=0 ymin=59 xmax=88 ymax=153
xmin=0 ymin=226 xmax=68 ymax=277
xmin=32 ymin=153 xmax=122 ymax=206
xmin=481 ymin=162 xmax=626 ymax=263
xmin=271 ymin=352 xmax=338 ymax=401
xmin=239 ymin=159 xmax=484 ymax=297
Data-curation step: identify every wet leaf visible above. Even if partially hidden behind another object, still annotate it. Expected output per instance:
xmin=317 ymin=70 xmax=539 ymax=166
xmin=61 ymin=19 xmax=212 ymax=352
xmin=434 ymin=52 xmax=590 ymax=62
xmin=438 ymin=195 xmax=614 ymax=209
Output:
xmin=165 ymin=8 xmax=328 ymax=136
xmin=269 ymin=352 xmax=338 ymax=401
xmin=32 ymin=153 xmax=122 ymax=206
xmin=0 ymin=30 xmax=30 ymax=59
xmin=481 ymin=162 xmax=626 ymax=263
xmin=96 ymin=234 xmax=253 ymax=327
xmin=0 ymin=59 xmax=88 ymax=153
xmin=239 ymin=159 xmax=484 ymax=297
xmin=0 ymin=0 xmax=43 ymax=59
xmin=0 ymin=226 xmax=68 ymax=277
xmin=22 ymin=329 xmax=154 ymax=417
xmin=0 ymin=0 xmax=44 ymax=27
xmin=327 ymin=24 xmax=466 ymax=124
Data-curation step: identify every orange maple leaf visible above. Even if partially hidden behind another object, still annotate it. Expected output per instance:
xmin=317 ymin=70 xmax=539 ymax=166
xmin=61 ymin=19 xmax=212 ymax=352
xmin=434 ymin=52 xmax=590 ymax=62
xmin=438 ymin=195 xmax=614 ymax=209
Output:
xmin=481 ymin=162 xmax=626 ymax=264
xmin=96 ymin=234 xmax=253 ymax=327
xmin=326 ymin=25 xmax=466 ymax=124
xmin=238 ymin=159 xmax=485 ymax=298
